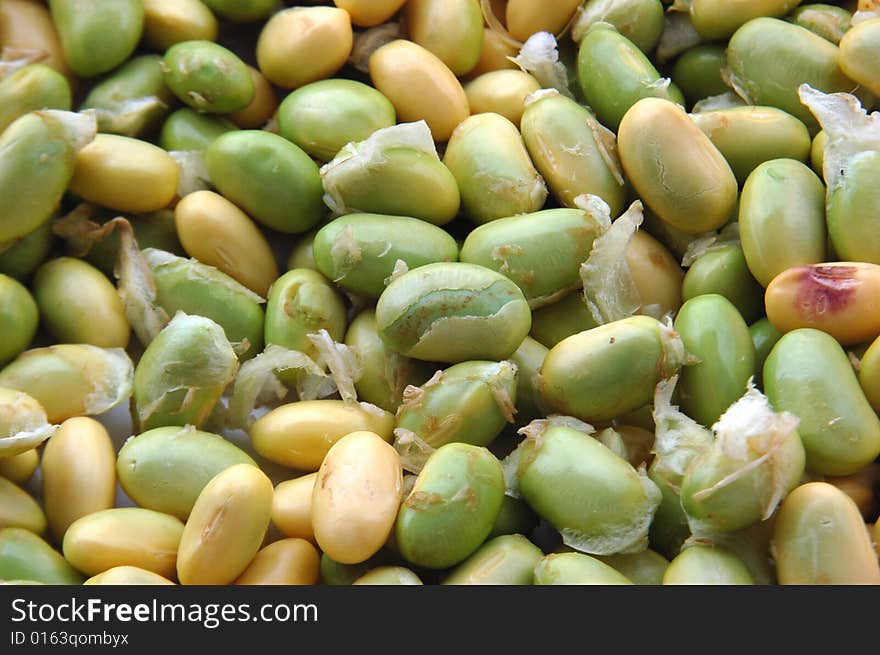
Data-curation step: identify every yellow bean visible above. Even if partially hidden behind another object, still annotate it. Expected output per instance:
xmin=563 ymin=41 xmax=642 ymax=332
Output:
xmin=625 ymin=230 xmax=685 ymax=319
xmin=34 ymin=257 xmax=130 ymax=349
xmin=618 ymin=98 xmax=738 ymax=234
xmin=174 ymin=190 xmax=278 ymax=297
xmin=229 ymin=66 xmax=278 ymax=129
xmin=235 ymin=538 xmax=320 ymax=585
xmin=0 ymin=449 xmax=39 ymax=485
xmin=84 ymin=566 xmax=175 ymax=585
xmin=464 ymin=70 xmax=541 ymax=126
xmin=466 ymin=28 xmax=519 ymax=78
xmin=505 ymin=0 xmax=582 ymax=42
xmin=311 ymin=431 xmax=403 ymax=564
xmin=824 ymin=464 xmax=880 ymax=521
xmin=176 ymin=463 xmax=273 ymax=585
xmin=249 ymin=400 xmax=394 ymax=472
xmin=68 ymin=134 xmax=179 ymax=214
xmin=62 ymin=508 xmax=184 ymax=579
xmin=141 ymin=0 xmax=218 ymax=51
xmin=256 ymin=7 xmax=353 ymax=90
xmin=0 ymin=0 xmax=71 ymax=81
xmin=0 ymin=476 xmax=45 ymax=534
xmin=765 ymin=262 xmax=880 ymax=346
xmin=41 ymin=417 xmax=116 ymax=541
xmin=272 ymin=473 xmax=317 ymax=543
xmin=369 ymin=39 xmax=470 ymax=142
xmin=773 ymin=482 xmax=880 ymax=585
xmin=333 ymin=0 xmax=408 ymax=27
xmin=404 ymin=0 xmax=484 ymax=77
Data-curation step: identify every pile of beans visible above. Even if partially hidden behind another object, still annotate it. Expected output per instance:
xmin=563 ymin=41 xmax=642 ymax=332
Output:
xmin=1 ymin=0 xmax=879 ymax=586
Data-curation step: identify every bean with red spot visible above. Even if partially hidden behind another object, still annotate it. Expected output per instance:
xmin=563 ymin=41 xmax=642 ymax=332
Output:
xmin=764 ymin=262 xmax=880 ymax=346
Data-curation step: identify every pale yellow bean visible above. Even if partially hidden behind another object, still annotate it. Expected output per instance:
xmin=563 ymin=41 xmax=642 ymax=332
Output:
xmin=62 ymin=508 xmax=184 ymax=579
xmin=625 ymin=230 xmax=685 ymax=318
xmin=618 ymin=98 xmax=738 ymax=234
xmin=249 ymin=400 xmax=394 ymax=472
xmin=773 ymin=482 xmax=880 ymax=585
xmin=370 ymin=39 xmax=470 ymax=142
xmin=229 ymin=66 xmax=278 ymax=129
xmin=256 ymin=7 xmax=353 ymax=90
xmin=68 ymin=134 xmax=179 ymax=214
xmin=824 ymin=465 xmax=880 ymax=521
xmin=272 ymin=473 xmax=317 ymax=543
xmin=141 ymin=0 xmax=218 ymax=51
xmin=334 ymin=0 xmax=408 ymax=27
xmin=174 ymin=190 xmax=278 ymax=297
xmin=404 ymin=0 xmax=484 ymax=77
xmin=506 ymin=0 xmax=582 ymax=42
xmin=177 ymin=463 xmax=273 ymax=585
xmin=84 ymin=566 xmax=176 ymax=585
xmin=0 ymin=449 xmax=39 ymax=485
xmin=41 ymin=417 xmax=116 ymax=541
xmin=466 ymin=28 xmax=519 ymax=78
xmin=464 ymin=70 xmax=541 ymax=126
xmin=0 ymin=476 xmax=45 ymax=534
xmin=312 ymin=431 xmax=403 ymax=564
xmin=235 ymin=538 xmax=320 ymax=585
xmin=0 ymin=0 xmax=71 ymax=81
